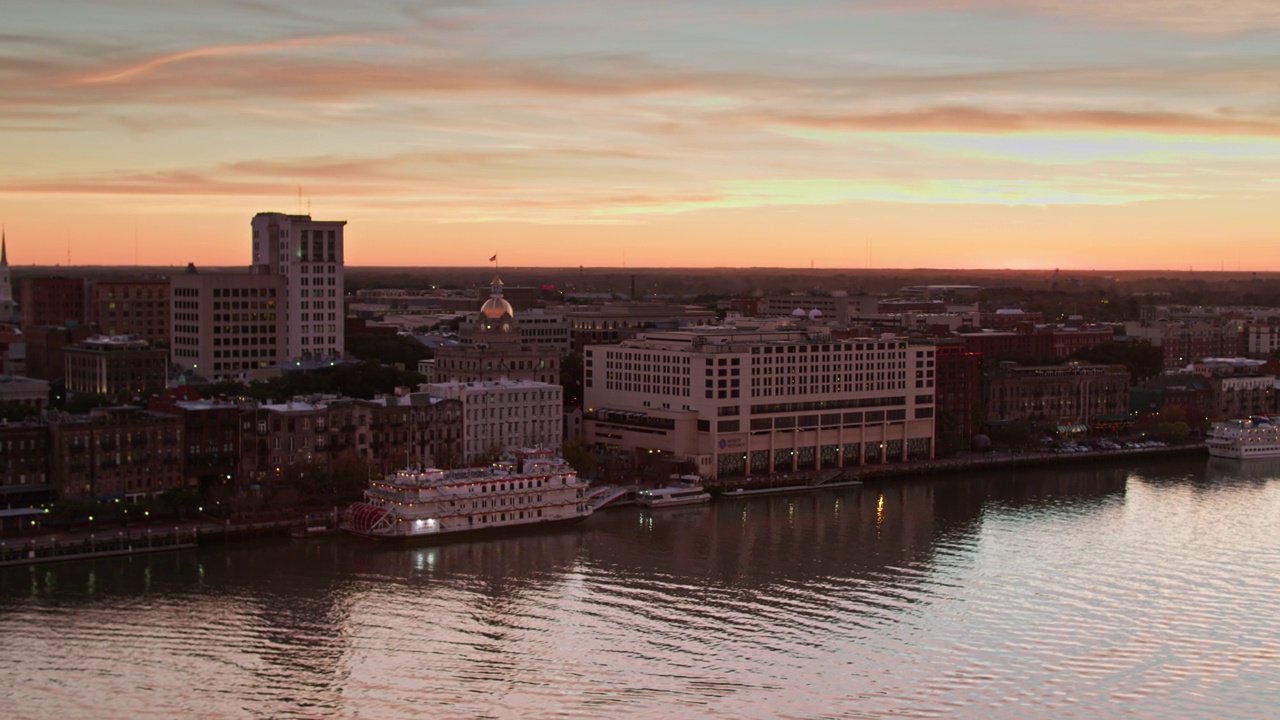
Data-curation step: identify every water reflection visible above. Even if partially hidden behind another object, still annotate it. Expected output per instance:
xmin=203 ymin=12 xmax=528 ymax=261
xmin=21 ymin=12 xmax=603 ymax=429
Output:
xmin=1 ymin=459 xmax=1277 ymax=719
xmin=1205 ymin=455 xmax=1280 ymax=483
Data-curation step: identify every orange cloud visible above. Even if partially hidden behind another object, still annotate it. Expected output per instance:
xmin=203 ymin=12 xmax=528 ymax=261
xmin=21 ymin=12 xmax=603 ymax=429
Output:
xmin=760 ymin=106 xmax=1280 ymax=137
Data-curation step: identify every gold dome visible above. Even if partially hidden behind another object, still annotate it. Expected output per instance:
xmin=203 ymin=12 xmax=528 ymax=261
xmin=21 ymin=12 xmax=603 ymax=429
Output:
xmin=479 ymin=276 xmax=514 ymax=324
xmin=480 ymin=296 xmax=514 ymax=319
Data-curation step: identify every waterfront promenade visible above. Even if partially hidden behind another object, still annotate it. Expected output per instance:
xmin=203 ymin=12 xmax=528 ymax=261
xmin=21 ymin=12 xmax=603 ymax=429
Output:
xmin=0 ymin=444 xmax=1202 ymax=567
xmin=702 ymin=442 xmax=1205 ymax=493
xmin=0 ymin=515 xmax=303 ymax=568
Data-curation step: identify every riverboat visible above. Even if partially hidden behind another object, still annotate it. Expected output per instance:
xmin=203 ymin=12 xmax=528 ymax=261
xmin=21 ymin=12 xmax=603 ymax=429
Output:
xmin=342 ymin=449 xmax=593 ymax=541
xmin=1205 ymin=416 xmax=1280 ymax=459
xmin=636 ymin=477 xmax=711 ymax=508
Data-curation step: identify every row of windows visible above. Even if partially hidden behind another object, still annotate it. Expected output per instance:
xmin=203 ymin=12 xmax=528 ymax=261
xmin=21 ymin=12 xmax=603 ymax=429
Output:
xmin=460 ymin=391 xmax=558 ymax=404
xmin=101 ymin=302 xmax=165 ymax=310
xmin=215 ymin=301 xmax=276 ymax=311
xmin=97 ymin=287 xmax=166 ymax=300
xmin=215 ymin=336 xmax=276 ymax=346
xmin=214 ymin=349 xmax=274 ymax=359
xmin=465 ymin=405 xmax=556 ymax=420
xmin=214 ymin=313 xmax=277 ymax=322
xmin=213 ymin=325 xmax=278 ymax=335
xmin=213 ymin=287 xmax=278 ymax=298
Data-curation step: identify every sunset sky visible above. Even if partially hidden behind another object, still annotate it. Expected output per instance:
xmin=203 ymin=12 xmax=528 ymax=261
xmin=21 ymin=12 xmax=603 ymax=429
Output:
xmin=3 ymin=0 xmax=1280 ymax=270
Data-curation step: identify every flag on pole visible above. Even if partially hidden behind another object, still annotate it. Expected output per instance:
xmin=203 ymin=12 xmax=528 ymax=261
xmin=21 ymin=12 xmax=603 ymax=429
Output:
xmin=489 ymin=254 xmax=497 ymax=262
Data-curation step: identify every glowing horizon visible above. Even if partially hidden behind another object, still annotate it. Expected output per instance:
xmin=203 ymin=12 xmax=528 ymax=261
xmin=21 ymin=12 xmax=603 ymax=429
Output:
xmin=3 ymin=1 xmax=1280 ymax=271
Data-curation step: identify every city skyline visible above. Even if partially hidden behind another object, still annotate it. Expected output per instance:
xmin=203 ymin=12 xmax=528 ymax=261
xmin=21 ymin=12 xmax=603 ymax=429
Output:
xmin=4 ymin=1 xmax=1280 ymax=270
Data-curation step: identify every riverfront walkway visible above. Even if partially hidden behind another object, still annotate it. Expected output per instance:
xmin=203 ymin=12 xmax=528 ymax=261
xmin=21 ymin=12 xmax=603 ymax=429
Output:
xmin=703 ymin=443 xmax=1206 ymax=493
xmin=0 ymin=515 xmax=305 ymax=568
xmin=0 ymin=445 xmax=1204 ymax=567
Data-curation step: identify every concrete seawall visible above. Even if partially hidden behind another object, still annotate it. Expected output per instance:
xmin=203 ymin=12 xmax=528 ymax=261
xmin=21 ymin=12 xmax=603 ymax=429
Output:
xmin=0 ymin=518 xmax=300 ymax=568
xmin=704 ymin=444 xmax=1207 ymax=493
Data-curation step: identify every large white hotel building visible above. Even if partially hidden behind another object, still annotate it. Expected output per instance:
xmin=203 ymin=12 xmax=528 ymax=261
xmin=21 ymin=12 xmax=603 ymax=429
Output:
xmin=583 ymin=327 xmax=936 ymax=480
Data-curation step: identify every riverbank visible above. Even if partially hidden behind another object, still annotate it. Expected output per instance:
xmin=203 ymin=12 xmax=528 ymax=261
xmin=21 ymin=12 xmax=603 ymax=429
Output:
xmin=0 ymin=516 xmax=306 ymax=568
xmin=0 ymin=444 xmax=1205 ymax=566
xmin=702 ymin=443 xmax=1207 ymax=493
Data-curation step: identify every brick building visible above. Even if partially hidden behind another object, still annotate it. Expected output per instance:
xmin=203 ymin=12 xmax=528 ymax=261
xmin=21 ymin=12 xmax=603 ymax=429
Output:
xmin=90 ymin=280 xmax=170 ymax=345
xmin=48 ymin=407 xmax=185 ymax=500
xmin=149 ymin=389 xmax=242 ymax=500
xmin=64 ymin=335 xmax=168 ymax=398
xmin=0 ymin=423 xmax=54 ymax=509
xmin=985 ymin=361 xmax=1130 ymax=434
xmin=932 ymin=341 xmax=983 ymax=446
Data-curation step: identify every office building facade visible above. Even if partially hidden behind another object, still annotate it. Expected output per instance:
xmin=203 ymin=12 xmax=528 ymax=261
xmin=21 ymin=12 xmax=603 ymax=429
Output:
xmin=583 ymin=328 xmax=936 ymax=480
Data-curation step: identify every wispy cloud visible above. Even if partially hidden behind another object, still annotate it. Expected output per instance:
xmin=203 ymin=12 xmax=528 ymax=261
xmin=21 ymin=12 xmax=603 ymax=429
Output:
xmin=760 ymin=106 xmax=1280 ymax=137
xmin=5 ymin=0 xmax=1280 ymax=268
xmin=77 ymin=33 xmax=387 ymax=85
xmin=887 ymin=0 xmax=1280 ymax=33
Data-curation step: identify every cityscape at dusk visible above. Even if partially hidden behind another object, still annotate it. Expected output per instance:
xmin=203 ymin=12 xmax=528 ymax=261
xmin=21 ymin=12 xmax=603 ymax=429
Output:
xmin=5 ymin=4 xmax=1280 ymax=719
xmin=6 ymin=1 xmax=1280 ymax=269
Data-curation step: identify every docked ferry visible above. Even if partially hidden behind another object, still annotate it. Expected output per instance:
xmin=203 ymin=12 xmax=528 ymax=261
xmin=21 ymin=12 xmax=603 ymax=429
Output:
xmin=343 ymin=449 xmax=593 ymax=541
xmin=636 ymin=477 xmax=711 ymax=508
xmin=1205 ymin=416 xmax=1280 ymax=459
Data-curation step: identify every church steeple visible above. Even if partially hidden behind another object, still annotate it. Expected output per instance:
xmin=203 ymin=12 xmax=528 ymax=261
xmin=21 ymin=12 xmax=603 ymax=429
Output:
xmin=0 ymin=226 xmax=12 ymax=317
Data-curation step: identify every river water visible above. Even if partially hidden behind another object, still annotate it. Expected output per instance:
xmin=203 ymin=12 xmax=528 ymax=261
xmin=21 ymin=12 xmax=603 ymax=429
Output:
xmin=2 ymin=455 xmax=1278 ymax=719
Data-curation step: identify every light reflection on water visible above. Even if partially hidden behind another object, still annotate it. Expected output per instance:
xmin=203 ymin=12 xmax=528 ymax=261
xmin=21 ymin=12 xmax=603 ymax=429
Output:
xmin=2 ymin=456 xmax=1279 ymax=719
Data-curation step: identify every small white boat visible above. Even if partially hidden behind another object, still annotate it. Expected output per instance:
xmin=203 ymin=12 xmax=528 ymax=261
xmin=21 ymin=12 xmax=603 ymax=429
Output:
xmin=636 ymin=477 xmax=711 ymax=508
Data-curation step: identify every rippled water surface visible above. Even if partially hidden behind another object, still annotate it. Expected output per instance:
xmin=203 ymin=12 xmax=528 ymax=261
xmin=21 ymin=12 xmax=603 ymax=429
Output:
xmin=3 ymin=456 xmax=1280 ymax=719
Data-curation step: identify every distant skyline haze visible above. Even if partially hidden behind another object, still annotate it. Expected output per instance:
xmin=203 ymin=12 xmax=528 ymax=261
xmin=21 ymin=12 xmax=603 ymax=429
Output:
xmin=2 ymin=1 xmax=1279 ymax=270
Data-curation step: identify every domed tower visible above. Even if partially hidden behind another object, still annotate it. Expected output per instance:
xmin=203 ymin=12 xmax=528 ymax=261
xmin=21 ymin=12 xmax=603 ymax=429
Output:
xmin=475 ymin=276 xmax=520 ymax=346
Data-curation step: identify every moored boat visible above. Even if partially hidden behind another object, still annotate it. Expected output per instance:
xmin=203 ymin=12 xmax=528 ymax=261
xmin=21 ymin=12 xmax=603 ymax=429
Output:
xmin=342 ymin=449 xmax=593 ymax=541
xmin=1206 ymin=416 xmax=1280 ymax=459
xmin=636 ymin=476 xmax=711 ymax=508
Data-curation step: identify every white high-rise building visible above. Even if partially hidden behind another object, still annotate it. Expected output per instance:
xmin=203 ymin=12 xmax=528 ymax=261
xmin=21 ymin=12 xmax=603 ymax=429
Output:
xmin=250 ymin=212 xmax=345 ymax=362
